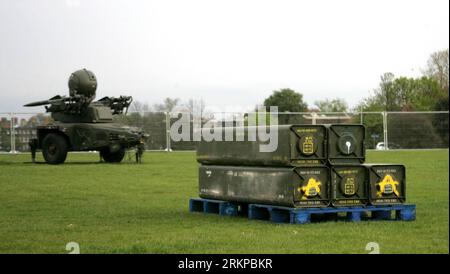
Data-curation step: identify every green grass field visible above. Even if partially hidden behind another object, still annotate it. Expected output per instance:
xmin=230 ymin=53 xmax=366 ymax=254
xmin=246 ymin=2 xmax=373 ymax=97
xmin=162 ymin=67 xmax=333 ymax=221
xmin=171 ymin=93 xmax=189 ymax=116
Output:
xmin=0 ymin=150 xmax=448 ymax=254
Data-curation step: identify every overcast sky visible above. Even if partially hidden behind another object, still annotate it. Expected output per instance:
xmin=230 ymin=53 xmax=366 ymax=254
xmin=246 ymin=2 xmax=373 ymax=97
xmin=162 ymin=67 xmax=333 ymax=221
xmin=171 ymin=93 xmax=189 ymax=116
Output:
xmin=0 ymin=0 xmax=448 ymax=113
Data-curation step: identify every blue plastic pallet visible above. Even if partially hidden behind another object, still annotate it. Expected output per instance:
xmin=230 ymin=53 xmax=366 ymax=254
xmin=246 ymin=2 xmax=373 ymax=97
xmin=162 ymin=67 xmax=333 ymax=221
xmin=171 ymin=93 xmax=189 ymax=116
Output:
xmin=189 ymin=198 xmax=416 ymax=224
xmin=189 ymin=198 xmax=245 ymax=216
xmin=249 ymin=203 xmax=416 ymax=224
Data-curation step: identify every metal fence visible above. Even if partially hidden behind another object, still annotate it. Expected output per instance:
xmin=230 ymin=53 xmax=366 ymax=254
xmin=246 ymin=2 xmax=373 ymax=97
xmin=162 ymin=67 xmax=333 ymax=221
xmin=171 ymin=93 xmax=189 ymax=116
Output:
xmin=0 ymin=111 xmax=448 ymax=153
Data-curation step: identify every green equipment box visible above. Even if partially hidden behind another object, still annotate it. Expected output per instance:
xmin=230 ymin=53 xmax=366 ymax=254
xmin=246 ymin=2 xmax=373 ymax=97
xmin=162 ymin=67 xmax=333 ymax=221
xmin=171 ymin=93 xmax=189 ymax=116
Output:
xmin=365 ymin=164 xmax=406 ymax=205
xmin=327 ymin=124 xmax=366 ymax=164
xmin=197 ymin=125 xmax=327 ymax=166
xmin=330 ymin=165 xmax=368 ymax=207
xmin=198 ymin=165 xmax=330 ymax=208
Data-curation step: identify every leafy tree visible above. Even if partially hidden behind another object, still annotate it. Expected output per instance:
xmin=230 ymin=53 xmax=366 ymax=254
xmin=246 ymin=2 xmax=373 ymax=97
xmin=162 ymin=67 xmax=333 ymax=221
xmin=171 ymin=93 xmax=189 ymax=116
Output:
xmin=424 ymin=48 xmax=449 ymax=92
xmin=263 ymin=88 xmax=308 ymax=113
xmin=314 ymin=98 xmax=348 ymax=112
xmin=423 ymin=48 xmax=449 ymax=112
xmin=356 ymin=72 xmax=397 ymax=111
xmin=409 ymin=76 xmax=444 ymax=110
xmin=379 ymin=72 xmax=398 ymax=111
xmin=357 ymin=73 xmax=443 ymax=111
xmin=263 ymin=88 xmax=308 ymax=124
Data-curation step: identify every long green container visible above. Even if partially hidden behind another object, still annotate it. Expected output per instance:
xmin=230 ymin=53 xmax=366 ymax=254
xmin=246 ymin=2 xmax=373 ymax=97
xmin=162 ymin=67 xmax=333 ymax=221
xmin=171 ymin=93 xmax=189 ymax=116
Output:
xmin=330 ymin=165 xmax=368 ymax=206
xmin=197 ymin=125 xmax=327 ymax=166
xmin=199 ymin=165 xmax=330 ymax=207
xmin=327 ymin=124 xmax=365 ymax=164
xmin=365 ymin=164 xmax=406 ymax=205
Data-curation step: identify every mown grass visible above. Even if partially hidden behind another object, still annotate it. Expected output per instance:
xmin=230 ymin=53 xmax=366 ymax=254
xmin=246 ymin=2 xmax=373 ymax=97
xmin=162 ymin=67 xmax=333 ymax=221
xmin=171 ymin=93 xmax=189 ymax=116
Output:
xmin=0 ymin=150 xmax=448 ymax=254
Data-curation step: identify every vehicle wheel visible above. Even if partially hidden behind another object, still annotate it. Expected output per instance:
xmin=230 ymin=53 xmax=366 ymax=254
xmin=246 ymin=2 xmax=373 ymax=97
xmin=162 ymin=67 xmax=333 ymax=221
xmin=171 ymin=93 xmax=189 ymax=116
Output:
xmin=100 ymin=147 xmax=125 ymax=163
xmin=42 ymin=133 xmax=68 ymax=164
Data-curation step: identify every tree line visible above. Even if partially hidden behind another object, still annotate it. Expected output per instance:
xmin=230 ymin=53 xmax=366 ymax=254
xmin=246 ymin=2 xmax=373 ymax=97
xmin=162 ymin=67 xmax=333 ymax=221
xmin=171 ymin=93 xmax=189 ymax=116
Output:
xmin=128 ymin=48 xmax=448 ymax=149
xmin=263 ymin=49 xmax=448 ymax=113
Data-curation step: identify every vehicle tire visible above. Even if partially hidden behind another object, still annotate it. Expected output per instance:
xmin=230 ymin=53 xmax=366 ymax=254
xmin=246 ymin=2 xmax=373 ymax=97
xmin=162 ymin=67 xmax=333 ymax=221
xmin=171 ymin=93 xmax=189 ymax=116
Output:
xmin=42 ymin=133 xmax=68 ymax=164
xmin=100 ymin=147 xmax=125 ymax=163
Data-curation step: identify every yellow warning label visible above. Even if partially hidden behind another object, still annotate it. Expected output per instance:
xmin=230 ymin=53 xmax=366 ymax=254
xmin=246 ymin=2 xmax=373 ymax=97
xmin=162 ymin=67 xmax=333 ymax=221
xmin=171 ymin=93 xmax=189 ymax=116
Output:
xmin=302 ymin=136 xmax=314 ymax=155
xmin=299 ymin=178 xmax=321 ymax=199
xmin=377 ymin=174 xmax=400 ymax=197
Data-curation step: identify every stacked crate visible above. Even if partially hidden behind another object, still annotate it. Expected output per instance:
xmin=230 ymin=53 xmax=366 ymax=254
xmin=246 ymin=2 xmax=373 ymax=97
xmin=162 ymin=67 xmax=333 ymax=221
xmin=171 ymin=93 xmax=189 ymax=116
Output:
xmin=196 ymin=124 xmax=406 ymax=208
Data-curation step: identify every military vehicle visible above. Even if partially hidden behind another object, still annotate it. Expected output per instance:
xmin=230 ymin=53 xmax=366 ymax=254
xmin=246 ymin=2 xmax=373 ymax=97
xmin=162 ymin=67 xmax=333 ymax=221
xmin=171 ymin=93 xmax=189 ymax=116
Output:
xmin=199 ymin=165 xmax=330 ymax=207
xmin=24 ymin=69 xmax=147 ymax=164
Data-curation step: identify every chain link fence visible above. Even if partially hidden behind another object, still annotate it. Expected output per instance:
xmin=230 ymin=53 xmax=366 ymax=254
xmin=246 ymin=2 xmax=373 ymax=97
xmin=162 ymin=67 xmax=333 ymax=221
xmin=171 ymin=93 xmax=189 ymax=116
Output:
xmin=0 ymin=111 xmax=448 ymax=153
